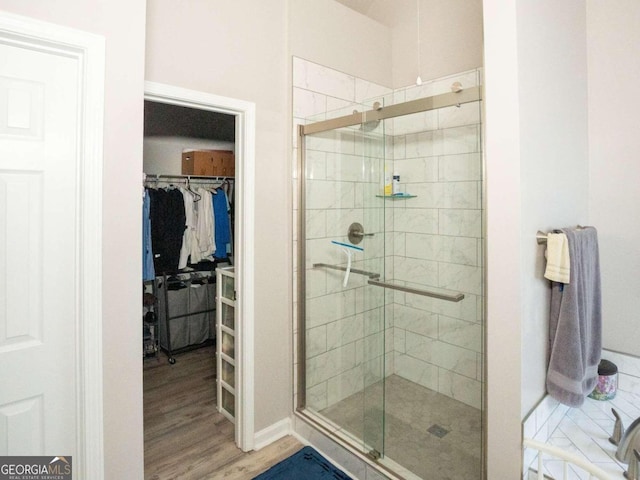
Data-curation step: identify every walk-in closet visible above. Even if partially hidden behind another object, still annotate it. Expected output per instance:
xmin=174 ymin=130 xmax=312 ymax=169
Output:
xmin=142 ymin=100 xmax=242 ymax=479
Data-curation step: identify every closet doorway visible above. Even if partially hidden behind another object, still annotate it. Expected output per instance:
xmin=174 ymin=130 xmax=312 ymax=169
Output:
xmin=142 ymin=82 xmax=256 ymax=477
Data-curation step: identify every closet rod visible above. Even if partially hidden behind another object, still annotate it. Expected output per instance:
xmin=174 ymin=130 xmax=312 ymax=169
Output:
xmin=144 ymin=174 xmax=234 ymax=182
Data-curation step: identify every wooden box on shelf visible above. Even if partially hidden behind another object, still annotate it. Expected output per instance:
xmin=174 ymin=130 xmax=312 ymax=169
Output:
xmin=181 ymin=150 xmax=235 ymax=177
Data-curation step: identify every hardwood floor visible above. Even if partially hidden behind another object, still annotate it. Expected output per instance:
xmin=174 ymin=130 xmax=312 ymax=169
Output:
xmin=144 ymin=345 xmax=301 ymax=479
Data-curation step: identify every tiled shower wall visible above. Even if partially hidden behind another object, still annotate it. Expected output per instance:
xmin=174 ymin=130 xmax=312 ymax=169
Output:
xmin=292 ymin=57 xmax=484 ymax=412
xmin=293 ymin=57 xmax=393 ymax=412
xmin=389 ymin=71 xmax=483 ymax=409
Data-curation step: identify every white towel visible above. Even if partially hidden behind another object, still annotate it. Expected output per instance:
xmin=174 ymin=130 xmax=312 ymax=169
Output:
xmin=544 ymin=233 xmax=570 ymax=283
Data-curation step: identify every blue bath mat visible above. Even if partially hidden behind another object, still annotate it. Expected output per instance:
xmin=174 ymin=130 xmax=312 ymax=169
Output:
xmin=253 ymin=446 xmax=352 ymax=480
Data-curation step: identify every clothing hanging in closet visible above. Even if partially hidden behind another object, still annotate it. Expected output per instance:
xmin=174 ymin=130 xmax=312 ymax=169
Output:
xmin=148 ymin=187 xmax=186 ymax=274
xmin=143 ymin=180 xmax=234 ymax=276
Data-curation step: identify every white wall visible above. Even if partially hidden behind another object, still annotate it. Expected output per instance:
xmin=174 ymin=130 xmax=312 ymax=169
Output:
xmin=143 ymin=137 xmax=234 ymax=175
xmin=517 ymin=0 xmax=590 ymax=416
xmin=483 ymin=0 xmax=590 ymax=476
xmin=145 ymin=0 xmax=292 ymax=433
xmin=587 ymin=1 xmax=640 ymax=357
xmin=289 ymin=0 xmax=393 ymax=89
xmin=0 ymin=1 xmax=147 ymax=478
xmin=380 ymin=0 xmax=484 ymax=88
xmin=482 ymin=1 xmax=523 ymax=476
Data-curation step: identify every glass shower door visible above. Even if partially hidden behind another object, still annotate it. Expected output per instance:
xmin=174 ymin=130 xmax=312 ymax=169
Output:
xmin=299 ymin=77 xmax=484 ymax=479
xmin=301 ymin=106 xmax=387 ymax=459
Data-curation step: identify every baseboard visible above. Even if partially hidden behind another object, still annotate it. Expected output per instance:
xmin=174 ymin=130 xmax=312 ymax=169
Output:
xmin=253 ymin=417 xmax=292 ymax=451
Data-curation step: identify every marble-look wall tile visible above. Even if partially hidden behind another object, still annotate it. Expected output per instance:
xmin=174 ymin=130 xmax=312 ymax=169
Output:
xmin=293 ymin=87 xmax=327 ymax=119
xmin=362 ymin=332 xmax=385 ymax=362
xmin=393 ymin=134 xmax=406 ymax=159
xmin=405 ymin=233 xmax=478 ymax=266
xmin=393 ymin=303 xmax=438 ymax=338
xmin=305 ymin=179 xmax=356 ymax=210
xmin=305 ymin=325 xmax=327 ymax=358
xmin=324 ymin=208 xmax=366 ymax=237
xmin=393 ymin=110 xmax=437 ymax=136
xmin=442 ymin=125 xmax=480 ymax=155
xmin=306 ymin=381 xmax=328 ymax=411
xmin=293 ymin=57 xmax=356 ymax=101
xmin=438 ymin=368 xmax=482 ymax=409
xmin=307 ymin=343 xmax=357 ymax=387
xmin=363 ymin=309 xmax=384 ymax=336
xmin=393 ymin=208 xmax=439 ymax=234
xmin=393 ymin=256 xmax=439 ymax=287
xmin=431 ymin=340 xmax=477 ymax=378
xmin=306 ymin=289 xmax=356 ymax=329
xmin=305 ymin=149 xmax=327 ymax=180
xmin=363 ymin=356 xmax=385 ymax=388
xmin=306 ymin=209 xmax=327 ymax=239
xmin=393 ymin=157 xmax=438 ymax=184
xmin=405 ymin=331 xmax=435 ymax=362
xmin=439 ymin=262 xmax=483 ymax=296
xmin=439 ymin=153 xmax=482 ymax=182
xmin=326 ymin=96 xmax=357 ymax=114
xmin=438 ymin=102 xmax=481 ymax=129
xmin=327 ymin=364 xmax=364 ymax=406
xmin=305 ymin=268 xmax=327 ymax=299
xmin=394 ymin=352 xmax=439 ymax=390
xmin=405 ymin=130 xmax=443 ymax=158
xmin=326 ymin=153 xmax=370 ymax=182
xmin=355 ymin=78 xmax=392 ymax=104
xmin=439 ymin=316 xmax=483 ymax=353
xmin=356 ymin=287 xmax=385 ymax=316
xmin=394 ymin=327 xmax=406 ymax=353
xmin=306 ymin=129 xmax=356 ymax=155
xmin=326 ymin=315 xmax=364 ymax=351
xmin=405 ymin=291 xmax=478 ymax=324
xmin=439 ymin=209 xmax=482 ymax=238
xmin=440 ymin=181 xmax=479 ymax=209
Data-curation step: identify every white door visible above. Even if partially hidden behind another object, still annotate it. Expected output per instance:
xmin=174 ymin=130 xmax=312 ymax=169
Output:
xmin=0 ymin=34 xmax=80 ymax=456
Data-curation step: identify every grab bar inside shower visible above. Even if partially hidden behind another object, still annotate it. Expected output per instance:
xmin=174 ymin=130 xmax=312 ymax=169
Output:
xmin=312 ymin=263 xmax=464 ymax=302
xmin=312 ymin=263 xmax=380 ymax=280
xmin=367 ymin=279 xmax=465 ymax=302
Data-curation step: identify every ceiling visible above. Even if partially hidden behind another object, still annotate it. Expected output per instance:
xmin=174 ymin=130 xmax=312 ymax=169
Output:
xmin=334 ymin=0 xmax=377 ymax=16
xmin=333 ymin=0 xmax=399 ymax=27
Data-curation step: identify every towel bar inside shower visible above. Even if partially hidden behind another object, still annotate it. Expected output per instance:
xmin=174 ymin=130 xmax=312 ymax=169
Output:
xmin=367 ymin=279 xmax=465 ymax=302
xmin=312 ymin=263 xmax=465 ymax=302
xmin=312 ymin=263 xmax=380 ymax=280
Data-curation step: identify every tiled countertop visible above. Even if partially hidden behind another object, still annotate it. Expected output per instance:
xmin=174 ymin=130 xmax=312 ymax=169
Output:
xmin=537 ymin=389 xmax=640 ymax=479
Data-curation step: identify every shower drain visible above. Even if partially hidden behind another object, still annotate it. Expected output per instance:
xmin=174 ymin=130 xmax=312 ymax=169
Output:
xmin=427 ymin=424 xmax=450 ymax=438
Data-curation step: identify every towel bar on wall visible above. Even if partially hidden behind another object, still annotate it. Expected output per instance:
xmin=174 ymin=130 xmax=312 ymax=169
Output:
xmin=536 ymin=225 xmax=586 ymax=245
xmin=536 ymin=231 xmax=549 ymax=245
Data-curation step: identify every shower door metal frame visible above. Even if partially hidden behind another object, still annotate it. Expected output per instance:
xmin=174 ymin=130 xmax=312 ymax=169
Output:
xmin=295 ymin=85 xmax=484 ymax=476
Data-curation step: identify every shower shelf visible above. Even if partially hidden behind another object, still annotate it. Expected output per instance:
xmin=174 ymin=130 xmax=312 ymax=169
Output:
xmin=375 ymin=194 xmax=417 ymax=199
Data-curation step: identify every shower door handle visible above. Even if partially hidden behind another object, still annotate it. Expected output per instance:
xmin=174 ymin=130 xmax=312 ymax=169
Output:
xmin=367 ymin=279 xmax=465 ymax=302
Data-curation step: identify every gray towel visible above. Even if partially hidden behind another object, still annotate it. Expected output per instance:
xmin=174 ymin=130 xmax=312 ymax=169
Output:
xmin=546 ymin=226 xmax=602 ymax=407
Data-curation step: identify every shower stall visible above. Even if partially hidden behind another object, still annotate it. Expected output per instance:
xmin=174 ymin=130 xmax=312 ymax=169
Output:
xmin=296 ymin=76 xmax=484 ymax=480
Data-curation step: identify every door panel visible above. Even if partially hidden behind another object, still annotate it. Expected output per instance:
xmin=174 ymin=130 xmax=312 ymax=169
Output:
xmin=0 ymin=38 xmax=79 ymax=455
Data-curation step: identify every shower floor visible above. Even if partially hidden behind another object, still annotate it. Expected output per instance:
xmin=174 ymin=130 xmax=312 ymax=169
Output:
xmin=320 ymin=375 xmax=482 ymax=480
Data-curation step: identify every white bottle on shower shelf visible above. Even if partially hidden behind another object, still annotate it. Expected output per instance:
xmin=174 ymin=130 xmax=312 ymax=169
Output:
xmin=392 ymin=171 xmax=400 ymax=195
